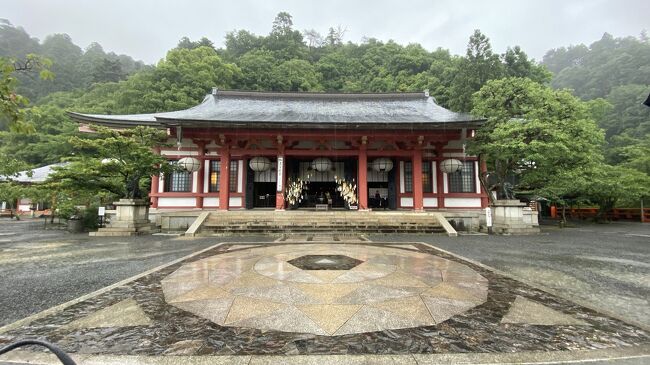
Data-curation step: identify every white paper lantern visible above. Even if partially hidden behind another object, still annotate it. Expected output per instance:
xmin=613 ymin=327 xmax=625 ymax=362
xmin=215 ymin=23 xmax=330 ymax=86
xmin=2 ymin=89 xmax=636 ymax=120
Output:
xmin=311 ymin=157 xmax=332 ymax=172
xmin=440 ymin=159 xmax=463 ymax=174
xmin=372 ymin=158 xmax=394 ymax=172
xmin=178 ymin=157 xmax=201 ymax=172
xmin=249 ymin=156 xmax=271 ymax=172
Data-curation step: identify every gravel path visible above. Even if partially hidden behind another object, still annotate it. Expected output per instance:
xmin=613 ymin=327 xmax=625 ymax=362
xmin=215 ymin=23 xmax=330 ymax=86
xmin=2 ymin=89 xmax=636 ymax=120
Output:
xmin=0 ymin=219 xmax=250 ymax=327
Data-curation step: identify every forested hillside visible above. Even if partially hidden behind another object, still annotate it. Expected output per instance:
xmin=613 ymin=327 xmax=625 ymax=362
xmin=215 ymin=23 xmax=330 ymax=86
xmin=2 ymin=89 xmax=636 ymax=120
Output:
xmin=543 ymin=33 xmax=650 ymax=174
xmin=0 ymin=12 xmax=647 ymax=184
xmin=0 ymin=19 xmax=146 ymax=102
xmin=0 ymin=13 xmax=550 ymax=166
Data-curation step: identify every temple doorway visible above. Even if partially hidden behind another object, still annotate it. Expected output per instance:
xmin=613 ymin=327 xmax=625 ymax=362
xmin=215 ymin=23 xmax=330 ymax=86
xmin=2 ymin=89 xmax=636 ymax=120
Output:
xmin=288 ymin=158 xmax=356 ymax=209
xmin=249 ymin=159 xmax=277 ymax=208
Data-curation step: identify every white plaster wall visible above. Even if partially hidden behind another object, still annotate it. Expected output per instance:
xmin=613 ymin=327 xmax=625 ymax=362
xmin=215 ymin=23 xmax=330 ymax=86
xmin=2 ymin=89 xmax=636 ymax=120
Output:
xmin=237 ymin=160 xmax=244 ymax=193
xmin=203 ymin=160 xmax=210 ymax=193
xmin=423 ymin=198 xmax=438 ymax=208
xmin=158 ymin=197 xmax=196 ymax=207
xmin=400 ymin=197 xmax=414 ymax=207
xmin=229 ymin=197 xmax=242 ymax=207
xmin=475 ymin=161 xmax=481 ymax=193
xmin=203 ymin=197 xmax=219 ymax=207
xmin=444 ymin=198 xmax=482 ymax=208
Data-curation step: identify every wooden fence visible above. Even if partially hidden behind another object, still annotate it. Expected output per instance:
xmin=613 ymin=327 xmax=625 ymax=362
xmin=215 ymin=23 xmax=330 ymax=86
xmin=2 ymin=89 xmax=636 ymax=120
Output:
xmin=550 ymin=207 xmax=649 ymax=222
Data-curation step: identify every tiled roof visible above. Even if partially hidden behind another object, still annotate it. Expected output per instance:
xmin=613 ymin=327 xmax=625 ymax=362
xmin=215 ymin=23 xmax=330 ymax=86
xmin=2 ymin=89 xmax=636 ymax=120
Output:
xmin=68 ymin=90 xmax=484 ymax=129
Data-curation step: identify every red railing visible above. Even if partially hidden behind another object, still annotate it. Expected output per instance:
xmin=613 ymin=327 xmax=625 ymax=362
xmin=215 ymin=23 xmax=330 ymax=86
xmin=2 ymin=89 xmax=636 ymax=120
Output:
xmin=551 ymin=207 xmax=649 ymax=222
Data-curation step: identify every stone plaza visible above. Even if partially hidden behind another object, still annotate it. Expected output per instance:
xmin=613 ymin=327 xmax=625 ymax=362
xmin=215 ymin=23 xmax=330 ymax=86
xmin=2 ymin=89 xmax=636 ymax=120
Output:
xmin=0 ymin=225 xmax=648 ymax=364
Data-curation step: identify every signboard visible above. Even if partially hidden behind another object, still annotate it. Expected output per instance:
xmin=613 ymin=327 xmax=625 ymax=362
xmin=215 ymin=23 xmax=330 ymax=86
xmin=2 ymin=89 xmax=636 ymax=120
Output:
xmin=276 ymin=156 xmax=284 ymax=192
xmin=485 ymin=207 xmax=492 ymax=227
xmin=98 ymin=207 xmax=106 ymax=216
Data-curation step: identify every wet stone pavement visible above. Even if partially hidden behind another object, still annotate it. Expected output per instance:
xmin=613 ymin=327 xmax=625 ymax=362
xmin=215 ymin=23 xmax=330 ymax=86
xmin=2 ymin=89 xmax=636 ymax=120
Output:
xmin=0 ymin=241 xmax=647 ymax=357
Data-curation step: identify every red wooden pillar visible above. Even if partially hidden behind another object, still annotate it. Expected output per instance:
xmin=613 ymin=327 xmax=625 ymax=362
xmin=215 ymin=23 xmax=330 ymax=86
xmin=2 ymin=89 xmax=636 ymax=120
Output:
xmin=275 ymin=155 xmax=286 ymax=210
xmin=150 ymin=147 xmax=160 ymax=208
xmin=219 ymin=146 xmax=230 ymax=210
xmin=413 ymin=149 xmax=424 ymax=211
xmin=195 ymin=141 xmax=205 ymax=209
xmin=480 ymin=158 xmax=489 ymax=208
xmin=435 ymin=145 xmax=445 ymax=209
xmin=150 ymin=176 xmax=159 ymax=208
xmin=358 ymin=143 xmax=368 ymax=210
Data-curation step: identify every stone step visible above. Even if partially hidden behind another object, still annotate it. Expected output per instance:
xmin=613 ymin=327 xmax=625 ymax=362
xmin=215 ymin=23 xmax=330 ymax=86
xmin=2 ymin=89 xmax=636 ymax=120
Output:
xmin=197 ymin=210 xmax=446 ymax=236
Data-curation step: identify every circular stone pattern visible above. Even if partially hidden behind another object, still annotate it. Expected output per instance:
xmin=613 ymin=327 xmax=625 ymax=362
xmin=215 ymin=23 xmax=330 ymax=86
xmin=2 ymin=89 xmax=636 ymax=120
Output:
xmin=161 ymin=244 xmax=488 ymax=336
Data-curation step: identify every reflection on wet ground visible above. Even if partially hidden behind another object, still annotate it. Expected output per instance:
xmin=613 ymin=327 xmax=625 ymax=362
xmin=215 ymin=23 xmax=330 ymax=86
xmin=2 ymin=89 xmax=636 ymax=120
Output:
xmin=0 ymin=241 xmax=647 ymax=357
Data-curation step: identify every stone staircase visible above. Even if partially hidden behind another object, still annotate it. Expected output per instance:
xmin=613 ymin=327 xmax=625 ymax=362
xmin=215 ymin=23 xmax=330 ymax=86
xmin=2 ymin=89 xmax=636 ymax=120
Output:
xmin=195 ymin=210 xmax=449 ymax=236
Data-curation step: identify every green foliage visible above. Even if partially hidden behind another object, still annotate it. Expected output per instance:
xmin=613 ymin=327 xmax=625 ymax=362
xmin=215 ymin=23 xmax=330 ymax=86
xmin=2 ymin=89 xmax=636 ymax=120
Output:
xmin=579 ymin=164 xmax=650 ymax=219
xmin=0 ymin=54 xmax=53 ymax=132
xmin=597 ymin=84 xmax=649 ymax=139
xmin=270 ymin=59 xmax=322 ymax=91
xmin=81 ymin=204 xmax=100 ymax=229
xmin=0 ymin=180 xmax=23 ymax=209
xmin=47 ymin=126 xmax=173 ymax=199
xmin=448 ymin=30 xmax=549 ymax=112
xmin=471 ymin=77 xmax=604 ymax=199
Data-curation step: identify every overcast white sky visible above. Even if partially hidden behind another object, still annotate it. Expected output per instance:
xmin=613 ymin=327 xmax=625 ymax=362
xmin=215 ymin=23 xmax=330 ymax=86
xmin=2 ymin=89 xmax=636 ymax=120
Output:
xmin=4 ymin=0 xmax=648 ymax=64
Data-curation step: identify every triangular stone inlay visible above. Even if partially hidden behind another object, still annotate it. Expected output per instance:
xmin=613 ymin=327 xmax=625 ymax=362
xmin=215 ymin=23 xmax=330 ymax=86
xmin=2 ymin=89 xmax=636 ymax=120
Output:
xmin=224 ymin=296 xmax=286 ymax=324
xmin=66 ymin=299 xmax=152 ymax=329
xmin=501 ymin=296 xmax=590 ymax=326
xmin=174 ymin=297 xmax=235 ymax=325
xmin=232 ymin=305 xmax=328 ymax=335
xmin=297 ymin=304 xmax=362 ymax=335
xmin=372 ymin=296 xmax=434 ymax=325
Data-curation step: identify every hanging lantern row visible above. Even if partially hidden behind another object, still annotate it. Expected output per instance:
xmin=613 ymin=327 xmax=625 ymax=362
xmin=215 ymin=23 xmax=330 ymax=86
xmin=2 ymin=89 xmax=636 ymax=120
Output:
xmin=371 ymin=158 xmax=394 ymax=172
xmin=178 ymin=157 xmax=201 ymax=172
xmin=249 ymin=156 xmax=272 ymax=172
xmin=311 ymin=157 xmax=332 ymax=172
xmin=440 ymin=159 xmax=463 ymax=174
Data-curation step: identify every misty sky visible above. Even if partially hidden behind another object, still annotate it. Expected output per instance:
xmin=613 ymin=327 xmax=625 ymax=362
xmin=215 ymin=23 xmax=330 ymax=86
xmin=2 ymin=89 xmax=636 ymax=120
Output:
xmin=4 ymin=0 xmax=648 ymax=64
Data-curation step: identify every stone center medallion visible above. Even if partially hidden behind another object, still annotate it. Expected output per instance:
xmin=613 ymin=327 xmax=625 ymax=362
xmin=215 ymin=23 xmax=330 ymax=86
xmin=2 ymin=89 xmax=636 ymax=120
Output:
xmin=161 ymin=244 xmax=488 ymax=336
xmin=288 ymin=254 xmax=364 ymax=270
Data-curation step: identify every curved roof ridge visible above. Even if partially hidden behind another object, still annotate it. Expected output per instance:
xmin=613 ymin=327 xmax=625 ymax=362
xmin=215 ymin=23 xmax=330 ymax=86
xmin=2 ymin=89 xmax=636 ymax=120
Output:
xmin=215 ymin=89 xmax=427 ymax=100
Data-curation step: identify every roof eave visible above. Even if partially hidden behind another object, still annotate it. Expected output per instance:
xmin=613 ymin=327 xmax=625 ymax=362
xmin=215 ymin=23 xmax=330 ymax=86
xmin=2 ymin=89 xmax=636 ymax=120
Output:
xmin=155 ymin=118 xmax=486 ymax=130
xmin=67 ymin=112 xmax=163 ymax=128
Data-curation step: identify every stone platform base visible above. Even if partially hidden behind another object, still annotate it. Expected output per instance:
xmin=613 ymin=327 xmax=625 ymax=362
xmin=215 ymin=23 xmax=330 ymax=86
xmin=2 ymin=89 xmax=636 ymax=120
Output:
xmin=492 ymin=200 xmax=540 ymax=235
xmin=90 ymin=199 xmax=158 ymax=236
xmin=90 ymin=221 xmax=158 ymax=236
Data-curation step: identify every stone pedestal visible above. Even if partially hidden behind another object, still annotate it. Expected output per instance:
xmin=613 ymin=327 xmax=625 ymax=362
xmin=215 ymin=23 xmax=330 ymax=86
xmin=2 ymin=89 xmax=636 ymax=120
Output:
xmin=492 ymin=200 xmax=540 ymax=235
xmin=90 ymin=199 xmax=158 ymax=236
